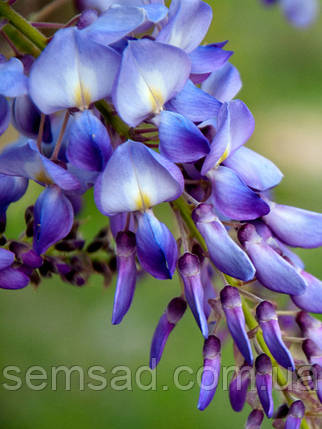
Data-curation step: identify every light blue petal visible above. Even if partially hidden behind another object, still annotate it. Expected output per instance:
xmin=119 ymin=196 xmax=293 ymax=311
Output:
xmin=156 ymin=0 xmax=212 ymax=52
xmin=208 ymin=166 xmax=270 ymax=220
xmin=189 ymin=43 xmax=233 ymax=74
xmin=114 ymin=39 xmax=190 ymax=126
xmin=0 ymin=57 xmax=28 ymax=97
xmin=263 ymin=202 xmax=322 ymax=248
xmin=95 ymin=140 xmax=183 ymax=216
xmin=223 ymin=146 xmax=283 ymax=191
xmin=166 ymin=80 xmax=221 ymax=123
xmin=201 ymin=100 xmax=255 ymax=175
xmin=29 ymin=27 xmax=121 ymax=114
xmin=201 ymin=62 xmax=242 ymax=102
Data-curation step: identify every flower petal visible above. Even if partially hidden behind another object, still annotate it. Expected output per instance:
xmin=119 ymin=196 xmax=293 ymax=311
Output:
xmin=29 ymin=27 xmax=121 ymax=114
xmin=136 ymin=210 xmax=177 ymax=279
xmin=0 ymin=57 xmax=28 ymax=97
xmin=0 ymin=267 xmax=29 ymax=290
xmin=159 ymin=111 xmax=210 ymax=163
xmin=223 ymin=146 xmax=283 ymax=191
xmin=201 ymin=62 xmax=242 ymax=102
xmin=112 ymin=231 xmax=137 ymax=324
xmin=178 ymin=252 xmax=208 ymax=338
xmin=197 ymin=335 xmax=221 ymax=410
xmin=95 ymin=140 xmax=183 ymax=216
xmin=291 ymin=271 xmax=322 ymax=313
xmin=256 ymin=301 xmax=295 ymax=371
xmin=150 ymin=297 xmax=186 ymax=369
xmin=263 ymin=202 xmax=322 ymax=248
xmin=189 ymin=42 xmax=233 ymax=75
xmin=255 ymin=354 xmax=274 ymax=418
xmin=208 ymin=166 xmax=270 ymax=220
xmin=33 ymin=186 xmax=74 ymax=255
xmin=67 ymin=110 xmax=112 ymax=172
xmin=166 ymin=79 xmax=221 ymax=123
xmin=156 ymin=0 xmax=212 ymax=53
xmin=192 ymin=204 xmax=255 ymax=281
xmin=202 ymin=100 xmax=255 ymax=175
xmin=114 ymin=39 xmax=190 ymax=126
xmin=238 ymin=224 xmax=307 ymax=295
xmin=84 ymin=5 xmax=146 ymax=45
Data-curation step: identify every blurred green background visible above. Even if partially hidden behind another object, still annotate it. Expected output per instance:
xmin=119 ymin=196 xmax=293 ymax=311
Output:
xmin=0 ymin=1 xmax=322 ymax=428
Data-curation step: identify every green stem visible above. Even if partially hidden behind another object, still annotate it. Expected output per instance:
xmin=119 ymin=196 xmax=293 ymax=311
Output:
xmin=1 ymin=24 xmax=40 ymax=57
xmin=95 ymin=100 xmax=130 ymax=139
xmin=0 ymin=1 xmax=47 ymax=50
xmin=174 ymin=196 xmax=311 ymax=429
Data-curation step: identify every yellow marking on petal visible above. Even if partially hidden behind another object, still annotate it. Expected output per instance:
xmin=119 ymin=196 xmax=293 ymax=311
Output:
xmin=149 ymin=88 xmax=164 ymax=114
xmin=34 ymin=169 xmax=53 ymax=186
xmin=74 ymin=82 xmax=92 ymax=110
xmin=216 ymin=144 xmax=231 ymax=167
xmin=135 ymin=192 xmax=151 ymax=211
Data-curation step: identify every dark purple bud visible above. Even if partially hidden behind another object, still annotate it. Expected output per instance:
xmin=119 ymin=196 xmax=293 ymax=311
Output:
xmin=12 ymin=95 xmax=52 ymax=142
xmin=256 ymin=301 xmax=295 ymax=371
xmin=220 ymin=285 xmax=253 ymax=365
xmin=112 ymin=231 xmax=137 ymax=325
xmin=255 ymin=354 xmax=274 ymax=418
xmin=273 ymin=403 xmax=289 ymax=419
xmin=302 ymin=339 xmax=322 ymax=366
xmin=311 ymin=364 xmax=322 ymax=403
xmin=197 ymin=335 xmax=221 ymax=410
xmin=77 ymin=9 xmax=98 ymax=29
xmin=192 ymin=204 xmax=255 ymax=281
xmin=285 ymin=400 xmax=305 ymax=429
xmin=246 ymin=409 xmax=264 ymax=429
xmin=296 ymin=311 xmax=322 ymax=350
xmin=229 ymin=364 xmax=251 ymax=412
xmin=178 ymin=253 xmax=208 ymax=338
xmin=9 ymin=241 xmax=42 ymax=269
xmin=238 ymin=224 xmax=306 ymax=296
xmin=150 ymin=297 xmax=187 ymax=369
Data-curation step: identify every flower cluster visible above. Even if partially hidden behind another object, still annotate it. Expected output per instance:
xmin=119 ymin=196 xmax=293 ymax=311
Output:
xmin=261 ymin=0 xmax=319 ymax=27
xmin=0 ymin=0 xmax=321 ymax=427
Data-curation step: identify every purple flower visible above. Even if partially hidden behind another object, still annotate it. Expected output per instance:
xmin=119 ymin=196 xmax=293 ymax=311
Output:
xmin=245 ymin=409 xmax=264 ymax=429
xmin=220 ymin=286 xmax=253 ymax=365
xmin=178 ymin=253 xmax=208 ymax=338
xmin=112 ymin=231 xmax=137 ymax=324
xmin=285 ymin=400 xmax=305 ymax=429
xmin=229 ymin=364 xmax=251 ymax=412
xmin=255 ymin=354 xmax=274 ymax=418
xmin=256 ymin=301 xmax=295 ymax=371
xmin=150 ymin=296 xmax=187 ymax=369
xmin=197 ymin=335 xmax=221 ymax=410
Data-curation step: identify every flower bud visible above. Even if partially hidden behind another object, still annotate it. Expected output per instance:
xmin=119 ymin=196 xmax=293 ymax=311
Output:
xmin=245 ymin=409 xmax=264 ymax=429
xmin=228 ymin=364 xmax=251 ymax=412
xmin=150 ymin=297 xmax=187 ymax=369
xmin=302 ymin=339 xmax=322 ymax=367
xmin=256 ymin=301 xmax=295 ymax=371
xmin=178 ymin=253 xmax=208 ymax=338
xmin=220 ymin=285 xmax=253 ymax=365
xmin=284 ymin=400 xmax=305 ymax=429
xmin=192 ymin=204 xmax=255 ymax=281
xmin=112 ymin=231 xmax=137 ymax=325
xmin=197 ymin=335 xmax=221 ymax=410
xmin=255 ymin=354 xmax=274 ymax=418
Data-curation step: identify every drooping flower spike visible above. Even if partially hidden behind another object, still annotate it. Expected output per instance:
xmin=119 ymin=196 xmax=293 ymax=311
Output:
xmin=0 ymin=0 xmax=321 ymax=427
